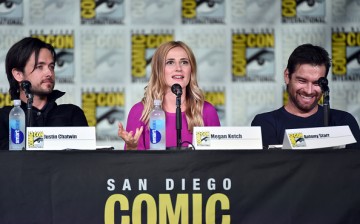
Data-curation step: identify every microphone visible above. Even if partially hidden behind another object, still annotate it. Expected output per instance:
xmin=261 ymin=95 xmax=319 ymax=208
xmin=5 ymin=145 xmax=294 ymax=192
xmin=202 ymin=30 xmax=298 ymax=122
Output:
xmin=171 ymin=83 xmax=182 ymax=97
xmin=21 ymin=80 xmax=33 ymax=99
xmin=318 ymin=77 xmax=329 ymax=92
xmin=318 ymin=77 xmax=330 ymax=126
xmin=20 ymin=80 xmax=34 ymax=128
xmin=170 ymin=83 xmax=183 ymax=148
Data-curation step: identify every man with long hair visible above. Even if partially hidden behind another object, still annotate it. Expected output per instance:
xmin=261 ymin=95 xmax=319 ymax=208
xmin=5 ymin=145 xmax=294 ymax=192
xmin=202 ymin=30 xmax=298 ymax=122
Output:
xmin=0 ymin=37 xmax=88 ymax=150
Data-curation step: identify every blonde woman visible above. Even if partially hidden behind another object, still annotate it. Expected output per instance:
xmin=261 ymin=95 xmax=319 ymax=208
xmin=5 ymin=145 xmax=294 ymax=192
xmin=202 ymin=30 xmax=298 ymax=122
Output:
xmin=118 ymin=41 xmax=220 ymax=150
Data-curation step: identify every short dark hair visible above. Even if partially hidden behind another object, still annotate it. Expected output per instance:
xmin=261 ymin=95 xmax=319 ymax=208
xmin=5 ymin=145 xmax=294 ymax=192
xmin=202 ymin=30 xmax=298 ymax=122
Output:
xmin=5 ymin=37 xmax=57 ymax=99
xmin=286 ymin=43 xmax=331 ymax=79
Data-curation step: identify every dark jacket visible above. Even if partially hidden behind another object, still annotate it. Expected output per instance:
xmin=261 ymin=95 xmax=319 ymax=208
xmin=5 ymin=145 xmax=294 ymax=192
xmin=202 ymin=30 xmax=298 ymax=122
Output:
xmin=0 ymin=90 xmax=88 ymax=150
xmin=251 ymin=106 xmax=360 ymax=149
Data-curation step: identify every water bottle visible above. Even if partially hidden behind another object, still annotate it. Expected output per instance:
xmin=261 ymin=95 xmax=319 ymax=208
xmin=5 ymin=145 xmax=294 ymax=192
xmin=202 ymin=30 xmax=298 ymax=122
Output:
xmin=9 ymin=99 xmax=26 ymax=150
xmin=149 ymin=99 xmax=166 ymax=150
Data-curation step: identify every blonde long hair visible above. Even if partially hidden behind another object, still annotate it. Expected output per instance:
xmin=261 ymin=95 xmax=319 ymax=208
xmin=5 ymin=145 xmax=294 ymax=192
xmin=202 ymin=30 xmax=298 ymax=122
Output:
xmin=140 ymin=41 xmax=205 ymax=132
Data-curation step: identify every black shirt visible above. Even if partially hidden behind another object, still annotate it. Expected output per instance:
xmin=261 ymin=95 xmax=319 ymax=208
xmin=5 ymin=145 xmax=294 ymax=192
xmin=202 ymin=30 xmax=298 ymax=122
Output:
xmin=251 ymin=106 xmax=360 ymax=149
xmin=0 ymin=90 xmax=88 ymax=150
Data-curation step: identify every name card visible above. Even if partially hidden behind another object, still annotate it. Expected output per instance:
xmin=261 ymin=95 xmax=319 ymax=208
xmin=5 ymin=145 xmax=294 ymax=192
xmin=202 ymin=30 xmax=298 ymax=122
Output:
xmin=193 ymin=126 xmax=262 ymax=150
xmin=26 ymin=127 xmax=96 ymax=150
xmin=282 ymin=125 xmax=356 ymax=149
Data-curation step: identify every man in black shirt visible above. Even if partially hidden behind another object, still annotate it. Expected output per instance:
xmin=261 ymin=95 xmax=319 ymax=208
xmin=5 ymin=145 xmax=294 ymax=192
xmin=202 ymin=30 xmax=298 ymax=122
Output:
xmin=0 ymin=37 xmax=88 ymax=150
xmin=251 ymin=44 xmax=360 ymax=149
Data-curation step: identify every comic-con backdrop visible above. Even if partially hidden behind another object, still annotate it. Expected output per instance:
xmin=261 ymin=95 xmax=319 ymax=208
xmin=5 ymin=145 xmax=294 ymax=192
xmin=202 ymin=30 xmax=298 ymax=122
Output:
xmin=0 ymin=0 xmax=359 ymax=149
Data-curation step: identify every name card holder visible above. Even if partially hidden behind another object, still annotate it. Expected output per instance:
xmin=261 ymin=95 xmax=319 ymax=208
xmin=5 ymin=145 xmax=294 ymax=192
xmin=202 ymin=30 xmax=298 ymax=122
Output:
xmin=193 ymin=126 xmax=263 ymax=150
xmin=282 ymin=125 xmax=356 ymax=149
xmin=26 ymin=127 xmax=96 ymax=150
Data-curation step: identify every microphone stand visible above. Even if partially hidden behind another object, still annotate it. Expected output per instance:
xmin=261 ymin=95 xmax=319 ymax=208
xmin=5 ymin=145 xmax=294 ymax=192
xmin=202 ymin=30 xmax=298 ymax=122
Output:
xmin=167 ymin=83 xmax=191 ymax=150
xmin=322 ymin=88 xmax=330 ymax=127
xmin=176 ymin=94 xmax=182 ymax=147
xmin=169 ymin=94 xmax=191 ymax=150
xmin=26 ymin=94 xmax=33 ymax=128
xmin=318 ymin=77 xmax=330 ymax=127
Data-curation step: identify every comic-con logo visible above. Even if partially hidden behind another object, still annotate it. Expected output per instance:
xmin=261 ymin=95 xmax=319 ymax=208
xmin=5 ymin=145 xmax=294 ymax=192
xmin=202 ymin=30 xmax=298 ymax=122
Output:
xmin=182 ymin=0 xmax=225 ymax=24
xmin=282 ymin=0 xmax=325 ymax=23
xmin=332 ymin=28 xmax=360 ymax=81
xmin=0 ymin=0 xmax=23 ymax=25
xmin=288 ymin=132 xmax=306 ymax=148
xmin=31 ymin=32 xmax=75 ymax=83
xmin=131 ymin=32 xmax=173 ymax=82
xmin=232 ymin=30 xmax=275 ymax=81
xmin=196 ymin=131 xmax=211 ymax=146
xmin=82 ymin=90 xmax=125 ymax=140
xmin=27 ymin=131 xmax=44 ymax=148
xmin=81 ymin=0 xmax=125 ymax=24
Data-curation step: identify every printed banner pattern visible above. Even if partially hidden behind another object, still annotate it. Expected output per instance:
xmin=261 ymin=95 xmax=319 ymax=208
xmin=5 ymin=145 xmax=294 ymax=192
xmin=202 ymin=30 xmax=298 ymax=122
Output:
xmin=0 ymin=1 xmax=359 ymax=148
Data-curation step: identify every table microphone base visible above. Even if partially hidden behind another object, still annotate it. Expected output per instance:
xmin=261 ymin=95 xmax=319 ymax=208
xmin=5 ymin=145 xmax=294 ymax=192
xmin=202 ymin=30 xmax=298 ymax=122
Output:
xmin=166 ymin=146 xmax=193 ymax=150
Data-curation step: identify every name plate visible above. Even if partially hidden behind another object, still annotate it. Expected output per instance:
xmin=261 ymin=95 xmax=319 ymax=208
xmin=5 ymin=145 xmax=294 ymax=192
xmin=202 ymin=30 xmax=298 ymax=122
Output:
xmin=193 ymin=126 xmax=262 ymax=150
xmin=26 ymin=127 xmax=96 ymax=150
xmin=282 ymin=125 xmax=356 ymax=149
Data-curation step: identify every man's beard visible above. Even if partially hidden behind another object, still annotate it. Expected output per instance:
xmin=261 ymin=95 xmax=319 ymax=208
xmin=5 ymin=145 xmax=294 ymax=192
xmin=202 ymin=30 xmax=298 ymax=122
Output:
xmin=288 ymin=90 xmax=319 ymax=113
xmin=31 ymin=85 xmax=54 ymax=97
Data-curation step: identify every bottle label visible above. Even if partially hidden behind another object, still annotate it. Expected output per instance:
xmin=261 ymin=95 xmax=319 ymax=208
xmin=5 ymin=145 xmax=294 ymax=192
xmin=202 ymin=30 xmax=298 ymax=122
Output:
xmin=150 ymin=120 xmax=164 ymax=144
xmin=150 ymin=129 xmax=162 ymax=144
xmin=10 ymin=128 xmax=25 ymax=144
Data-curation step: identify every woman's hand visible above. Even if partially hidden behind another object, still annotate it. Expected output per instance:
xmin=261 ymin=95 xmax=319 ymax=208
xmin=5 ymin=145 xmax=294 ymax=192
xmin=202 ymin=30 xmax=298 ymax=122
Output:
xmin=118 ymin=123 xmax=144 ymax=150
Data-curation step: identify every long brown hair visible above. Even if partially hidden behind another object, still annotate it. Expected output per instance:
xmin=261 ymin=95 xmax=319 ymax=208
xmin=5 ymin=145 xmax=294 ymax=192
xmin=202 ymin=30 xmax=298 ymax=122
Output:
xmin=140 ymin=41 xmax=205 ymax=132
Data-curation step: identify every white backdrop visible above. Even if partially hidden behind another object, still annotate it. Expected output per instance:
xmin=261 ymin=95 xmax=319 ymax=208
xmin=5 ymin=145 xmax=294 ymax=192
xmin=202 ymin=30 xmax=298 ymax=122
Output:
xmin=0 ymin=0 xmax=359 ymax=149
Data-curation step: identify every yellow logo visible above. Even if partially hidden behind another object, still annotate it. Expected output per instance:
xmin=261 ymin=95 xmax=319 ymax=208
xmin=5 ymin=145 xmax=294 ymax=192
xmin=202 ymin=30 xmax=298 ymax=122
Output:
xmin=196 ymin=131 xmax=211 ymax=146
xmin=288 ymin=132 xmax=306 ymax=148
xmin=28 ymin=131 xmax=44 ymax=148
